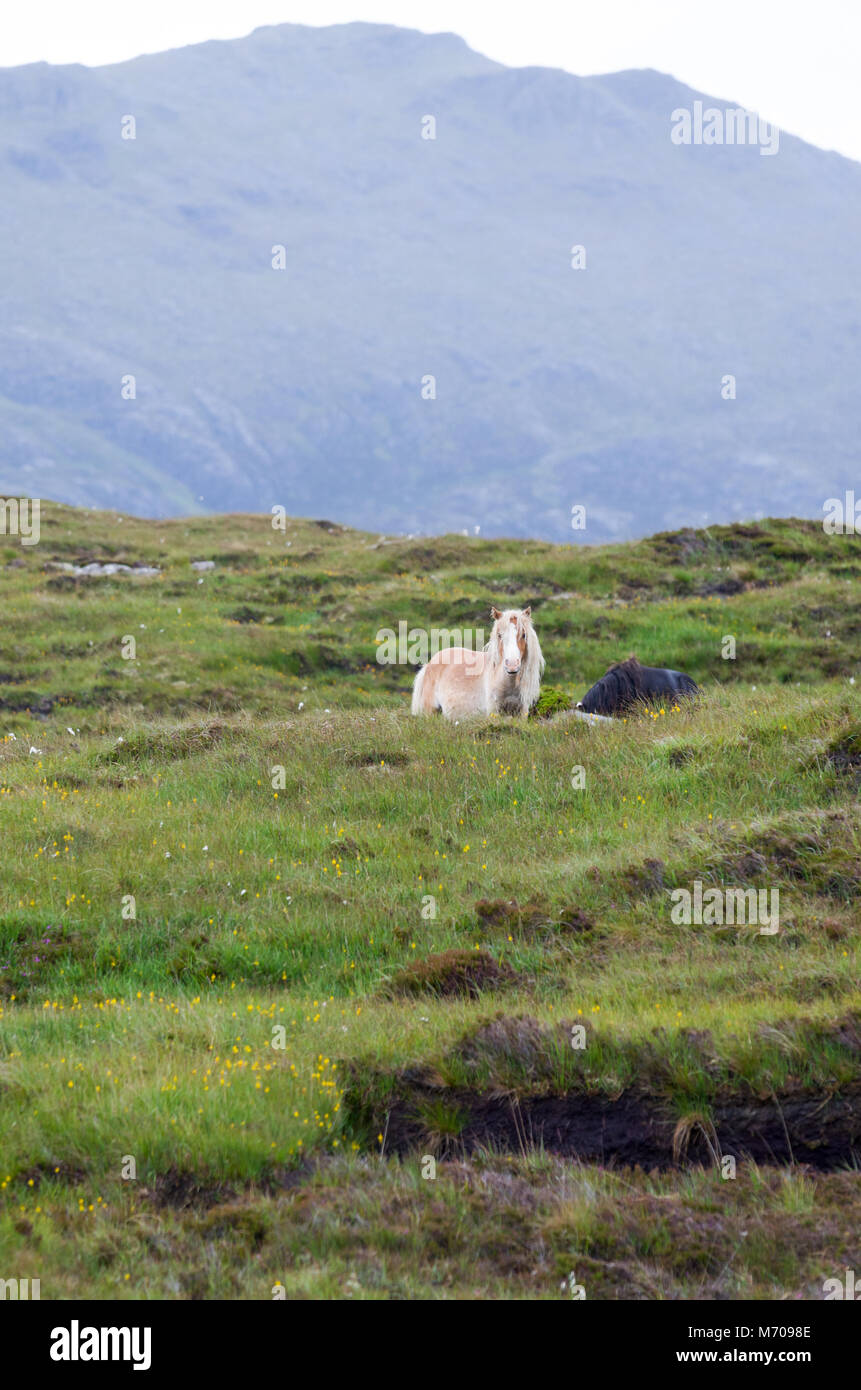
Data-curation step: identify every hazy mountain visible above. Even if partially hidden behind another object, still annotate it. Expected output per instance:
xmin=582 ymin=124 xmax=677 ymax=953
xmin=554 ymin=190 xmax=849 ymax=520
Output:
xmin=1 ymin=21 xmax=859 ymax=540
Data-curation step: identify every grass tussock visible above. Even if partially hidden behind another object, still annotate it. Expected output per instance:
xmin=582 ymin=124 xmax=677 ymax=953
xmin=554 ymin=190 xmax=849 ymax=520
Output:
xmin=386 ymin=949 xmax=518 ymax=999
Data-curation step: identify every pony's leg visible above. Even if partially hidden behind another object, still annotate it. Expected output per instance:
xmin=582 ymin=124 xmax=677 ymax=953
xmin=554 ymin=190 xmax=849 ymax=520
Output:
xmin=439 ymin=668 xmax=483 ymax=720
xmin=438 ymin=681 xmax=467 ymax=720
xmin=423 ymin=666 xmax=443 ymax=714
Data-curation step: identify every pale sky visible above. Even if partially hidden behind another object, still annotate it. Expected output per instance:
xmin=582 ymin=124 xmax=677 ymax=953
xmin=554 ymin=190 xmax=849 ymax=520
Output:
xmin=2 ymin=0 xmax=860 ymax=162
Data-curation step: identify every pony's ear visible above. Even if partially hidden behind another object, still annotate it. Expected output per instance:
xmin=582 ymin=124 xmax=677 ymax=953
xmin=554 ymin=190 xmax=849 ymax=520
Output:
xmin=522 ymin=606 xmax=532 ymax=619
xmin=490 ymin=606 xmax=502 ymax=620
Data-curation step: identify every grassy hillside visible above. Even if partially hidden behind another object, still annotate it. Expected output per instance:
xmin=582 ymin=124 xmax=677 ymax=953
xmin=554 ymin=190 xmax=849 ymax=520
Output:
xmin=0 ymin=503 xmax=859 ymax=1299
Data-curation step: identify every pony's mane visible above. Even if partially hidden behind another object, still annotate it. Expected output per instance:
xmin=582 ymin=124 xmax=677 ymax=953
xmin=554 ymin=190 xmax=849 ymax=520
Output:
xmin=605 ymin=655 xmax=642 ymax=675
xmin=580 ymin=654 xmax=644 ymax=714
xmin=485 ymin=608 xmax=545 ymax=711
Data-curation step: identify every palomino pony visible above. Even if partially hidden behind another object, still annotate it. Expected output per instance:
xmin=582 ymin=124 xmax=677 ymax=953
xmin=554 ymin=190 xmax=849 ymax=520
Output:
xmin=411 ymin=607 xmax=544 ymax=719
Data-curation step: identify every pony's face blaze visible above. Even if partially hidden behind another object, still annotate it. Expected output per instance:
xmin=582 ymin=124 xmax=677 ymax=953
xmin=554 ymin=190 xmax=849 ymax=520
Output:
xmin=492 ymin=607 xmax=530 ymax=676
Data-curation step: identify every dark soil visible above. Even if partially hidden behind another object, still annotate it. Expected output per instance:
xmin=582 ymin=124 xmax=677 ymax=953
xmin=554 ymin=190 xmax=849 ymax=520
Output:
xmin=140 ymin=1160 xmax=316 ymax=1211
xmin=826 ymin=726 xmax=861 ymax=777
xmin=141 ymin=1167 xmax=238 ymax=1211
xmin=474 ymin=898 xmax=594 ymax=936
xmin=371 ymin=1083 xmax=861 ymax=1171
xmin=621 ymin=857 xmax=666 ymax=896
xmin=20 ymin=1161 xmax=87 ymax=1188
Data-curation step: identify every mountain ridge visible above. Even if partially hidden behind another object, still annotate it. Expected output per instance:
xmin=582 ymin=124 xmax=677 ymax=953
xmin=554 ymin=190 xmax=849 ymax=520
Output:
xmin=1 ymin=21 xmax=858 ymax=539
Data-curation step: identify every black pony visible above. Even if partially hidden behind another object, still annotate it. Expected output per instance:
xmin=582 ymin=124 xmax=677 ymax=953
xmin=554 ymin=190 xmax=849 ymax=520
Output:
xmin=577 ymin=656 xmax=699 ymax=717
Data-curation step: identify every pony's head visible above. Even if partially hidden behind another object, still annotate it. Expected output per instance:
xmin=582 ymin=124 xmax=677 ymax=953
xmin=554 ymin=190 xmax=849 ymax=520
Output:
xmin=487 ymin=607 xmax=545 ymax=707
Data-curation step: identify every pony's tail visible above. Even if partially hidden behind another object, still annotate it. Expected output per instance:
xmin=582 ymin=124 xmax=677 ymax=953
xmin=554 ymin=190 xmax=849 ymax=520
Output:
xmin=411 ymin=665 xmax=427 ymax=716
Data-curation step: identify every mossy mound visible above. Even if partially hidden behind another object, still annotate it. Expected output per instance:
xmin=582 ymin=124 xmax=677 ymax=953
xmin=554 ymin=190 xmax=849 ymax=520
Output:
xmin=530 ymin=685 xmax=573 ymax=719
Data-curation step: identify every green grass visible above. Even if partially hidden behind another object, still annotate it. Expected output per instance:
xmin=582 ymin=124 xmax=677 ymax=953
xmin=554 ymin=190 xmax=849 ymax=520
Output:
xmin=0 ymin=501 xmax=859 ymax=1299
